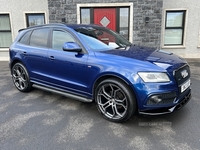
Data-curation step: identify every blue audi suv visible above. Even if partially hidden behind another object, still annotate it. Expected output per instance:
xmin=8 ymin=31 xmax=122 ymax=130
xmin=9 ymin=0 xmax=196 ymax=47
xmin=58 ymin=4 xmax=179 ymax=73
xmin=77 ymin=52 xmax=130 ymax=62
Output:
xmin=9 ymin=23 xmax=191 ymax=122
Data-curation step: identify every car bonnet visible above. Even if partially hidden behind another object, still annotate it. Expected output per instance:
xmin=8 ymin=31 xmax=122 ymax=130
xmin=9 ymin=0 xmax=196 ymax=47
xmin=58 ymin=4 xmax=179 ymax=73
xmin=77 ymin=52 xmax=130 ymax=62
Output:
xmin=100 ymin=45 xmax=188 ymax=71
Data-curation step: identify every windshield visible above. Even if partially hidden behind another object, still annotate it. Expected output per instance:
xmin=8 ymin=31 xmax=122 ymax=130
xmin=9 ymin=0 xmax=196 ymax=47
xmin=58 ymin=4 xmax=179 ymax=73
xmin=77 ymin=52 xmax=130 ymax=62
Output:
xmin=77 ymin=32 xmax=112 ymax=51
xmin=75 ymin=26 xmax=132 ymax=51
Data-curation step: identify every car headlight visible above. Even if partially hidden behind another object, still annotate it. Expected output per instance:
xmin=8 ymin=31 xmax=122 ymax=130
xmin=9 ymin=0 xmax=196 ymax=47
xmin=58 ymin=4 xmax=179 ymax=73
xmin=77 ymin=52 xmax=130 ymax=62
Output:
xmin=138 ymin=72 xmax=170 ymax=83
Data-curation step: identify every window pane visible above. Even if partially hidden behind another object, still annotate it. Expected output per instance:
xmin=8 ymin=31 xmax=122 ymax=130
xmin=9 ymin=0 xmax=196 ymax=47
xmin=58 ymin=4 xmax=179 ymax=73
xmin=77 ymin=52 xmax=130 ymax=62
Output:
xmin=164 ymin=29 xmax=183 ymax=45
xmin=0 ymin=14 xmax=12 ymax=47
xmin=0 ymin=15 xmax=11 ymax=30
xmin=119 ymin=8 xmax=129 ymax=40
xmin=81 ymin=9 xmax=90 ymax=24
xmin=0 ymin=32 xmax=12 ymax=47
xmin=27 ymin=14 xmax=45 ymax=27
xmin=166 ymin=12 xmax=183 ymax=27
xmin=52 ymin=30 xmax=75 ymax=50
xmin=30 ymin=28 xmax=49 ymax=48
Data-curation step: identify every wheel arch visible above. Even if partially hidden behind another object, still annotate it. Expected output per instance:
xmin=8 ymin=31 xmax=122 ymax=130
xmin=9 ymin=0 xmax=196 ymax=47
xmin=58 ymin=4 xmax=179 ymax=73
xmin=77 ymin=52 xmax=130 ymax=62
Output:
xmin=10 ymin=60 xmax=17 ymax=67
xmin=10 ymin=59 xmax=23 ymax=69
xmin=10 ymin=59 xmax=31 ymax=81
xmin=10 ymin=59 xmax=28 ymax=72
xmin=92 ymin=73 xmax=138 ymax=101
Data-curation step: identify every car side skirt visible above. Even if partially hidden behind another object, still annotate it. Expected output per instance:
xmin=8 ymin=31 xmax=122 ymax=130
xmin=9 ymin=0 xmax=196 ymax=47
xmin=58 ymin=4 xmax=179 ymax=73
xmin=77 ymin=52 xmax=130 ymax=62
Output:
xmin=32 ymin=84 xmax=93 ymax=103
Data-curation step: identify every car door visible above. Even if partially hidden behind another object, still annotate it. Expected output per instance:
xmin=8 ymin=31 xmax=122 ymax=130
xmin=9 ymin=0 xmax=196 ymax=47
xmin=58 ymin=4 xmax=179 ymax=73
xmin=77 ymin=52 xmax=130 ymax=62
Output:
xmin=47 ymin=28 xmax=88 ymax=95
xmin=19 ymin=28 xmax=51 ymax=82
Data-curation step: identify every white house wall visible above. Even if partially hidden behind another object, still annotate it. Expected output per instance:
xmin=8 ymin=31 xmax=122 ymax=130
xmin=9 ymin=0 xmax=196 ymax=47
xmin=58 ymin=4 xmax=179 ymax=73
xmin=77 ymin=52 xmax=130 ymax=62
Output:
xmin=162 ymin=0 xmax=200 ymax=58
xmin=0 ymin=0 xmax=49 ymax=61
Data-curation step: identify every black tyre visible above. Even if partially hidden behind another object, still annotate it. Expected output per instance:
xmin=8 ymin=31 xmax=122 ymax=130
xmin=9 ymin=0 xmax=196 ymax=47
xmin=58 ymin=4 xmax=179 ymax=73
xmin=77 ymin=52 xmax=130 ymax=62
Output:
xmin=11 ymin=63 xmax=32 ymax=92
xmin=95 ymin=78 xmax=137 ymax=122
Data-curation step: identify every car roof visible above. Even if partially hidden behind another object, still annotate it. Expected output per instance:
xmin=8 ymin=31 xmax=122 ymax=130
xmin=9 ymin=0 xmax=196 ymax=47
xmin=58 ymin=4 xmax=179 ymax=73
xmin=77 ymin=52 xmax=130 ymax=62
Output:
xmin=66 ymin=24 xmax=105 ymax=29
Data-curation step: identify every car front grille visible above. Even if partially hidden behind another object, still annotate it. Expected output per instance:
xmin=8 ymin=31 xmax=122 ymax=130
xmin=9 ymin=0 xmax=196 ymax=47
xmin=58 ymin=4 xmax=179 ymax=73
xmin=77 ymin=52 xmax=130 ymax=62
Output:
xmin=174 ymin=65 xmax=190 ymax=94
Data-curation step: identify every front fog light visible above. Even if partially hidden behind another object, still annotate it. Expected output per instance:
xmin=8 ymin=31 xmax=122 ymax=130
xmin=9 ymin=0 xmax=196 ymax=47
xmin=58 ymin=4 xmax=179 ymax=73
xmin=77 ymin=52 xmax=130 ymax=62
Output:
xmin=146 ymin=92 xmax=177 ymax=105
xmin=150 ymin=95 xmax=162 ymax=103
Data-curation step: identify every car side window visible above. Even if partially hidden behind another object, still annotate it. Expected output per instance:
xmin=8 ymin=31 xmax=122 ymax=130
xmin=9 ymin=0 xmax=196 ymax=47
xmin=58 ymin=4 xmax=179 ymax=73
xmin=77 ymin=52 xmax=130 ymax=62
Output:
xmin=18 ymin=30 xmax=32 ymax=45
xmin=30 ymin=28 xmax=49 ymax=48
xmin=52 ymin=30 xmax=75 ymax=50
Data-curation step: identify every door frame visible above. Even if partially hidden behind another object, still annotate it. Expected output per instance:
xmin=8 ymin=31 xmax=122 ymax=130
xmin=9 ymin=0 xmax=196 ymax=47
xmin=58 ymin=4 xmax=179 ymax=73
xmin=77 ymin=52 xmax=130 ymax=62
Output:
xmin=77 ymin=3 xmax=133 ymax=43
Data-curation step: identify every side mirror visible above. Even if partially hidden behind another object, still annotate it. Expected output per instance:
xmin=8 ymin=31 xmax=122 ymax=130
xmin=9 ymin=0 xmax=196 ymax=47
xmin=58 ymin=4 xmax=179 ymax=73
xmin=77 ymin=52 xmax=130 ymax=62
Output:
xmin=62 ymin=42 xmax=82 ymax=52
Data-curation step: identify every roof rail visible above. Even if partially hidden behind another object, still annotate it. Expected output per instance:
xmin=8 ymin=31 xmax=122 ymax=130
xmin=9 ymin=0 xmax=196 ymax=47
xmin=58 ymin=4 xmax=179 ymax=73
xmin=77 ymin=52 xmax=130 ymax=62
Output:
xmin=18 ymin=23 xmax=66 ymax=32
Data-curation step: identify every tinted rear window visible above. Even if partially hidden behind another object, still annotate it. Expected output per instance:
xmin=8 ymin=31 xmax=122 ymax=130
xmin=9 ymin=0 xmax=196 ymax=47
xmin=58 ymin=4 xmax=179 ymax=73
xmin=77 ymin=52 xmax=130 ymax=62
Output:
xmin=18 ymin=30 xmax=32 ymax=45
xmin=30 ymin=28 xmax=49 ymax=48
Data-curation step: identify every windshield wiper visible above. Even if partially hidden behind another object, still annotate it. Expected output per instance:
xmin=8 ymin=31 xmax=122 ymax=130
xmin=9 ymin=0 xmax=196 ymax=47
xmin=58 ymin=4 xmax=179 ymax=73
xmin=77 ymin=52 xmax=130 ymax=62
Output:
xmin=115 ymin=44 xmax=131 ymax=50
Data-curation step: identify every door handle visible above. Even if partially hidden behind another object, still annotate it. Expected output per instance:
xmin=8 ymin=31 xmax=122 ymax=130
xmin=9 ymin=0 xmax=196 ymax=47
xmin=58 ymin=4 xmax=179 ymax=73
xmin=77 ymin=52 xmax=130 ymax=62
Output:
xmin=49 ymin=56 xmax=55 ymax=60
xmin=22 ymin=51 xmax=27 ymax=57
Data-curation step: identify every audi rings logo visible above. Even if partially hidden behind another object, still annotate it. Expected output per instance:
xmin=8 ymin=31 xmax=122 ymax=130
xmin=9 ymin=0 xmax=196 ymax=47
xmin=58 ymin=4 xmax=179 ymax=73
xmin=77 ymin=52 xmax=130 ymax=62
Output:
xmin=181 ymin=70 xmax=188 ymax=78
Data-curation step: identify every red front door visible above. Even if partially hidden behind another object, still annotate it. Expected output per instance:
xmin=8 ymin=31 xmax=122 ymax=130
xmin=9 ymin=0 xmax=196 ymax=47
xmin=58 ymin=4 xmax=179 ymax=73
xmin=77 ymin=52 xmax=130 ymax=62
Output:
xmin=94 ymin=8 xmax=116 ymax=31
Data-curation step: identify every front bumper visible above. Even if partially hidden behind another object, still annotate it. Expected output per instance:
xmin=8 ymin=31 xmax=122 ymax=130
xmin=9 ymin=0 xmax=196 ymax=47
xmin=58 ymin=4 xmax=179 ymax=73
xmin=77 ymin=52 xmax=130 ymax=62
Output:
xmin=139 ymin=88 xmax=191 ymax=115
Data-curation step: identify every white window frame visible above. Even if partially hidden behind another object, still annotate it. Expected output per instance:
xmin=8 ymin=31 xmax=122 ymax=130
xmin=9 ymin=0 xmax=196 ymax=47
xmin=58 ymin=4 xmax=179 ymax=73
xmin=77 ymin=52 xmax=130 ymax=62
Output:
xmin=162 ymin=8 xmax=188 ymax=49
xmin=23 ymin=11 xmax=48 ymax=28
xmin=77 ymin=3 xmax=133 ymax=43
